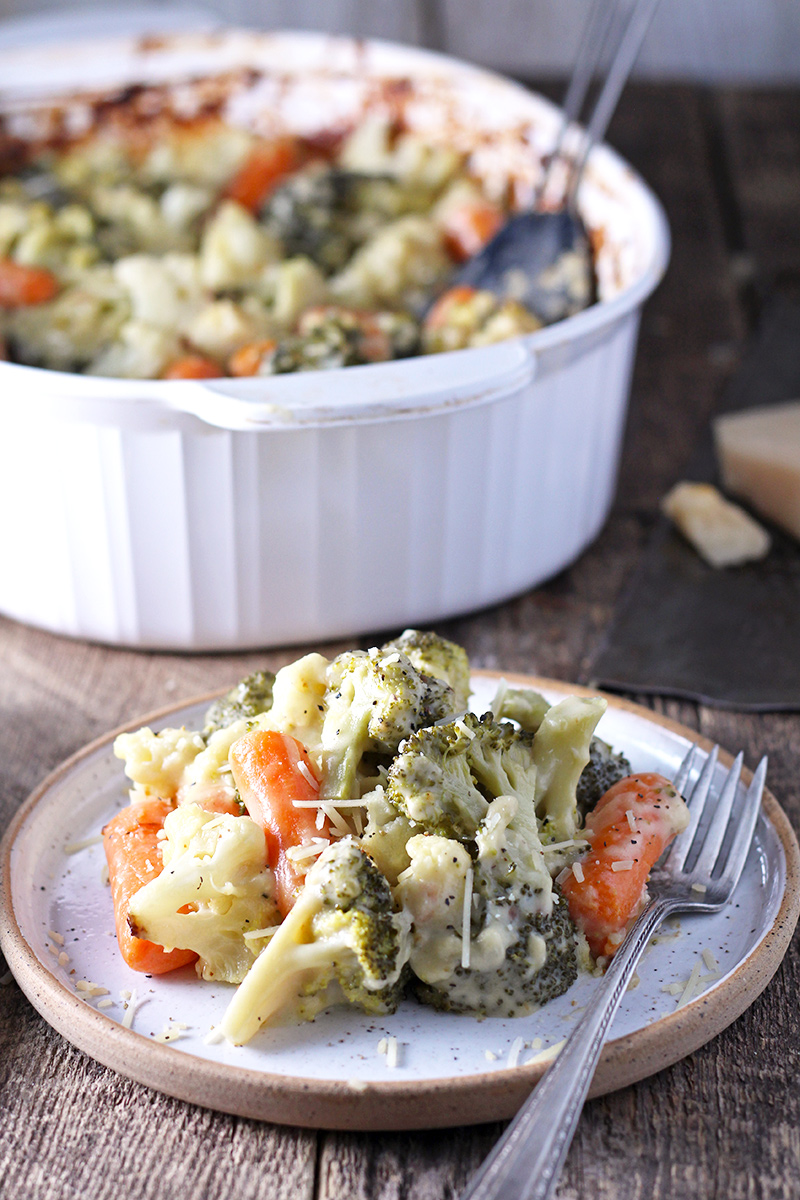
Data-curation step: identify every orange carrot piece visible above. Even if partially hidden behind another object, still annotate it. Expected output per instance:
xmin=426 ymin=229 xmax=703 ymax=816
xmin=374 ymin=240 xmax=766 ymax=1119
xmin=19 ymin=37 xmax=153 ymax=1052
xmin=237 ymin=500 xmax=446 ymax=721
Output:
xmin=223 ymin=138 xmax=299 ymax=213
xmin=0 ymin=258 xmax=58 ymax=307
xmin=441 ymin=201 xmax=504 ymax=262
xmin=561 ymin=773 xmax=689 ymax=959
xmin=103 ymin=799 xmax=198 ymax=974
xmin=228 ymin=339 xmax=277 ymax=377
xmin=423 ymin=284 xmax=480 ymax=331
xmin=162 ymin=355 xmax=222 ymax=380
xmin=229 ymin=730 xmax=329 ymax=916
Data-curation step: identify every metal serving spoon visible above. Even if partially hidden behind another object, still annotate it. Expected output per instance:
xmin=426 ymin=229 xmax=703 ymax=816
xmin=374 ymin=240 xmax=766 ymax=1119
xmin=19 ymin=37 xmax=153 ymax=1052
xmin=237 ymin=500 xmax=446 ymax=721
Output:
xmin=452 ymin=0 xmax=663 ymax=326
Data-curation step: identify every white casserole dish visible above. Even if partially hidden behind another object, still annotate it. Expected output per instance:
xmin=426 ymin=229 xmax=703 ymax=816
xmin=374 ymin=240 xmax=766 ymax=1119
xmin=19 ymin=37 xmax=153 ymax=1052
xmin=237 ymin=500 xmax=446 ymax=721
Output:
xmin=0 ymin=30 xmax=669 ymax=650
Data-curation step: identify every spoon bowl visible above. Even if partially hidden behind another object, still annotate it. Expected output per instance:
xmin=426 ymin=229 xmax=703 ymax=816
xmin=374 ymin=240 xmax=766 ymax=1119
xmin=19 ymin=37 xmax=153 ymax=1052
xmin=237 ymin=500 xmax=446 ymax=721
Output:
xmin=450 ymin=209 xmax=596 ymax=327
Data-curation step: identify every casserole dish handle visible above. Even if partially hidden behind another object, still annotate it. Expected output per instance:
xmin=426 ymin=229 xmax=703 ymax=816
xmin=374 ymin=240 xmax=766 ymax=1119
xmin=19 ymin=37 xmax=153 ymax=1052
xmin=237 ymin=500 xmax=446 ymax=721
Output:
xmin=148 ymin=340 xmax=537 ymax=431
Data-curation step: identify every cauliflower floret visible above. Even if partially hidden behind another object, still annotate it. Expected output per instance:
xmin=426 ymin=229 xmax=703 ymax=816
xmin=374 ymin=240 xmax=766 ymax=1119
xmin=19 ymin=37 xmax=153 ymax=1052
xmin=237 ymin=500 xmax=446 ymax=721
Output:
xmin=185 ymin=298 xmax=274 ymax=361
xmin=259 ymin=652 xmax=330 ymax=766
xmin=127 ymin=804 xmax=278 ymax=983
xmin=113 ymin=253 xmax=204 ymax=329
xmin=7 ymin=263 xmax=128 ymax=371
xmin=114 ymin=726 xmax=205 ymax=798
xmin=395 ymin=834 xmax=473 ymax=983
xmin=86 ymin=318 xmax=181 ymax=379
xmin=160 ymin=182 xmax=213 ymax=232
xmin=330 ymin=216 xmax=450 ymax=310
xmin=267 ymin=256 xmax=329 ymax=328
xmin=199 ymin=200 xmax=280 ymax=290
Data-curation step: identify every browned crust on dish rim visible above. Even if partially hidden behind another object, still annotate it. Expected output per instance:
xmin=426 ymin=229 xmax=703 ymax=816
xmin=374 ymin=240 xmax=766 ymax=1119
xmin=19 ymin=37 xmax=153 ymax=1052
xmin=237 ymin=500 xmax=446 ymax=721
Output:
xmin=1 ymin=671 xmax=798 ymax=1130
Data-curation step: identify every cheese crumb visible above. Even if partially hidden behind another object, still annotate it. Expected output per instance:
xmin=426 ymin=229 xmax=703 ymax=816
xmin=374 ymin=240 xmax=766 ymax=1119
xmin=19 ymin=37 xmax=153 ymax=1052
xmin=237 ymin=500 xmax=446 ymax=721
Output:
xmin=662 ymin=481 xmax=770 ymax=568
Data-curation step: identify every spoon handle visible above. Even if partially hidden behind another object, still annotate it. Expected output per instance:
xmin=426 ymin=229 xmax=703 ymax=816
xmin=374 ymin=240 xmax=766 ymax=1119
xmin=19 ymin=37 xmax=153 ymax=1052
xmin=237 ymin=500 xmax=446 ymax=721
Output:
xmin=567 ymin=0 xmax=663 ymax=201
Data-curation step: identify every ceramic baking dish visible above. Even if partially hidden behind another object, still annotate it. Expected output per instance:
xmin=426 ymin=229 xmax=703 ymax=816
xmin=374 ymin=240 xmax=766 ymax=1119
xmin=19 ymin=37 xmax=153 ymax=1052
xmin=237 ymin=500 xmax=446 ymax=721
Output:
xmin=0 ymin=29 xmax=669 ymax=649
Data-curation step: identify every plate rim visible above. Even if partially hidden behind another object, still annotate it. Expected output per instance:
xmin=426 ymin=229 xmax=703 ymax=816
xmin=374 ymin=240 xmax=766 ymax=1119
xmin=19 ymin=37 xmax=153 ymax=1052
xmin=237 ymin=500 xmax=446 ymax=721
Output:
xmin=2 ymin=670 xmax=798 ymax=1130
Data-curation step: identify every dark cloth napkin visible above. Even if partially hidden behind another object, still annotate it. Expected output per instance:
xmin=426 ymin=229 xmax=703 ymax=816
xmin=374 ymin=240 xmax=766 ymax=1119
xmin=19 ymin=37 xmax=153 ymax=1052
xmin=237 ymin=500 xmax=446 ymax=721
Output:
xmin=584 ymin=296 xmax=800 ymax=711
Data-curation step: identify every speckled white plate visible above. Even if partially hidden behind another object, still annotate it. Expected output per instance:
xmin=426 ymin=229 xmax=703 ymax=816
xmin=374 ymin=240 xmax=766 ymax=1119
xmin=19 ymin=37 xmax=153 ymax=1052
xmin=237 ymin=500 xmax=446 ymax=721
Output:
xmin=1 ymin=673 xmax=798 ymax=1130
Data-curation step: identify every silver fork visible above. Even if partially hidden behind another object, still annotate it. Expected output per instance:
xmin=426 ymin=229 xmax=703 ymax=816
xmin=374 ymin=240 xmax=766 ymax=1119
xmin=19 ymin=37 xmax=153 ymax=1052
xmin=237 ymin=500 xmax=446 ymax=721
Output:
xmin=461 ymin=744 xmax=768 ymax=1200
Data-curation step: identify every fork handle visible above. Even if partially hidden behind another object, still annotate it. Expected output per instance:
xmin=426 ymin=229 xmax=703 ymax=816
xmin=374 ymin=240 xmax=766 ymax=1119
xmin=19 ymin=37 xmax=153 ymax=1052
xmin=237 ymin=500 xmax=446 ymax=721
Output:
xmin=461 ymin=896 xmax=674 ymax=1200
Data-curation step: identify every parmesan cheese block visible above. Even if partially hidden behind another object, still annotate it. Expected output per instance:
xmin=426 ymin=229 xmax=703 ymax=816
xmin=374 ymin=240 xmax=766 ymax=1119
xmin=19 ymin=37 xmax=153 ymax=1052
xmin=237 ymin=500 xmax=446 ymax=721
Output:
xmin=714 ymin=401 xmax=800 ymax=541
xmin=661 ymin=481 xmax=771 ymax=568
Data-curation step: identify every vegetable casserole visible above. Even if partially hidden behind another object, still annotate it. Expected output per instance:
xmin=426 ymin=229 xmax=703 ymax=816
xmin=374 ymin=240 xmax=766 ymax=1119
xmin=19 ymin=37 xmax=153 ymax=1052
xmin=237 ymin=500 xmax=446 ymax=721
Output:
xmin=0 ymin=79 xmax=580 ymax=380
xmin=109 ymin=631 xmax=689 ymax=1047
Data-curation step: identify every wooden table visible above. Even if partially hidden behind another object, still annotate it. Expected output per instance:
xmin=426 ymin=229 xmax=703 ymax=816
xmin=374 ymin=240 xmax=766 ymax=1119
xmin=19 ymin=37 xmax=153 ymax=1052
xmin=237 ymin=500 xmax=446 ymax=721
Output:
xmin=2 ymin=84 xmax=799 ymax=1199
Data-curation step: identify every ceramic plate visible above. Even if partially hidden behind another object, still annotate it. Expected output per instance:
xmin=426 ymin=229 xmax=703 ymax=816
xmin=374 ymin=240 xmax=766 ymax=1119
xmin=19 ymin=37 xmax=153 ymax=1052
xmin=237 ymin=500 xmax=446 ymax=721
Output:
xmin=1 ymin=673 xmax=798 ymax=1130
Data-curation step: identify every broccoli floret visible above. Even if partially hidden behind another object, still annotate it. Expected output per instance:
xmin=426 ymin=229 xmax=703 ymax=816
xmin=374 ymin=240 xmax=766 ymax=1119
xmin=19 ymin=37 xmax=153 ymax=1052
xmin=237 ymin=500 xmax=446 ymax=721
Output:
xmin=413 ymin=886 xmax=578 ymax=1018
xmin=319 ymin=647 xmax=457 ymax=802
xmin=204 ymin=670 xmax=276 ymax=735
xmin=220 ymin=838 xmax=411 ymax=1045
xmin=576 ymin=738 xmax=632 ymax=819
xmin=386 ymin=712 xmax=537 ymax=841
xmin=491 ymin=683 xmax=551 ymax=732
xmin=263 ymin=167 xmax=422 ymax=274
xmin=381 ymin=629 xmax=472 ymax=713
xmin=127 ymin=804 xmax=279 ymax=983
xmin=397 ymin=797 xmax=578 ymax=1018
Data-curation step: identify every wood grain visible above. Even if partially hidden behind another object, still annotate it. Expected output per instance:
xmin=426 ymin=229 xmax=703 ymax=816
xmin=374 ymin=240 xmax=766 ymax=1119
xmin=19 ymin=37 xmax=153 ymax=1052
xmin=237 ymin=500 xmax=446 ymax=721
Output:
xmin=2 ymin=82 xmax=800 ymax=1199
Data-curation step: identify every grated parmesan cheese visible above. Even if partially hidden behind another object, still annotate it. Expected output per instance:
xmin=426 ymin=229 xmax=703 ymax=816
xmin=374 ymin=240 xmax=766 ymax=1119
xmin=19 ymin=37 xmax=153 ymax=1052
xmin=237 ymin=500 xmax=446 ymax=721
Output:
xmin=526 ymin=1039 xmax=565 ymax=1066
xmin=63 ymin=834 xmax=103 ymax=855
xmin=75 ymin=980 xmax=109 ymax=996
xmin=285 ymin=839 xmax=330 ymax=862
xmin=48 ymin=930 xmax=64 ymax=945
xmin=121 ymin=989 xmax=138 ymax=1028
xmin=377 ymin=1038 xmax=388 ymax=1056
xmin=489 ymin=678 xmax=508 ymax=717
xmin=691 ymin=882 xmax=708 ymax=893
xmin=155 ymin=1022 xmax=189 ymax=1044
xmin=386 ymin=1036 xmax=399 ymax=1069
xmin=702 ymin=948 xmax=718 ymax=972
xmin=58 ymin=951 xmax=70 ymax=967
xmin=676 ymin=961 xmax=703 ymax=1009
xmin=97 ymin=997 xmax=114 ymax=1009
xmin=626 ymin=810 xmax=637 ymax=832
xmin=507 ymin=1037 xmax=525 ymax=1068
xmin=542 ymin=838 xmax=590 ymax=853
xmin=611 ymin=860 xmax=635 ymax=872
xmin=295 ymin=760 xmax=319 ymax=789
xmin=571 ymin=861 xmax=585 ymax=884
xmin=484 ymin=1050 xmax=498 ymax=1062
xmin=461 ymin=867 xmax=473 ymax=970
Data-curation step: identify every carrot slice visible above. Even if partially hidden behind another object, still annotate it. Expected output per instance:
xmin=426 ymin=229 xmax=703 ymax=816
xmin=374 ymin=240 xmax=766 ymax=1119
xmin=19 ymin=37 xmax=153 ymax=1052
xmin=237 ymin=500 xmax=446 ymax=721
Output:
xmin=423 ymin=285 xmax=480 ymax=331
xmin=228 ymin=339 xmax=277 ymax=377
xmin=441 ymin=201 xmax=504 ymax=262
xmin=223 ymin=138 xmax=299 ymax=213
xmin=0 ymin=259 xmax=58 ymax=307
xmin=162 ymin=355 xmax=222 ymax=380
xmin=229 ymin=730 xmax=330 ymax=916
xmin=103 ymin=799 xmax=198 ymax=974
xmin=561 ymin=773 xmax=689 ymax=959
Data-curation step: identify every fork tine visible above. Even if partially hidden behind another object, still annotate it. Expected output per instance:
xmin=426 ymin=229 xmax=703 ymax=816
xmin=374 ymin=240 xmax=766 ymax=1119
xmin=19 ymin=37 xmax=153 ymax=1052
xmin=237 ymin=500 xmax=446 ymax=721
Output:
xmin=716 ymin=757 xmax=768 ymax=893
xmin=692 ymin=752 xmax=744 ymax=878
xmin=666 ymin=744 xmax=719 ymax=872
xmin=672 ymin=743 xmax=698 ymax=793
